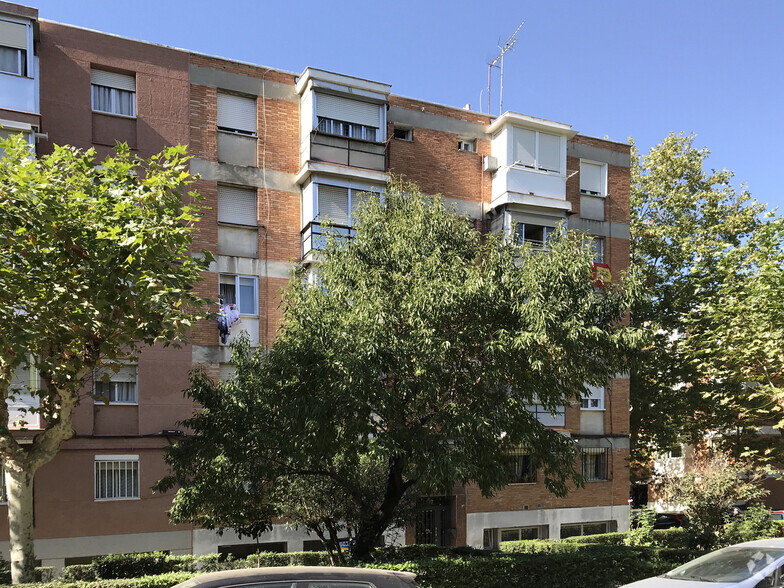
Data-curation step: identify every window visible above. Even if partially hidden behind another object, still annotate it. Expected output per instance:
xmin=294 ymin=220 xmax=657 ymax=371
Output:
xmin=219 ymin=275 xmax=258 ymax=316
xmin=315 ymin=93 xmax=382 ymax=142
xmin=393 ymin=127 xmax=412 ymax=141
xmin=218 ymin=185 xmax=257 ymax=226
xmin=94 ymin=364 xmax=138 ymax=404
xmin=91 ymin=70 xmax=136 ymax=117
xmin=458 ymin=139 xmax=476 ymax=152
xmin=581 ymin=385 xmax=604 ymax=410
xmin=95 ymin=456 xmax=139 ymax=500
xmin=217 ymin=92 xmax=257 ymax=136
xmin=0 ymin=19 xmax=28 ymax=76
xmin=526 ymin=401 xmax=565 ymax=427
xmin=581 ymin=447 xmax=610 ymax=481
xmin=512 ymin=127 xmax=562 ymax=173
xmin=513 ymin=224 xmax=555 ymax=250
xmin=316 ymin=184 xmax=371 ymax=227
xmin=584 ymin=236 xmax=604 ymax=263
xmin=580 ymin=160 xmax=607 ymax=196
xmin=508 ymin=451 xmax=536 ymax=484
xmin=500 ymin=527 xmax=540 ymax=542
xmin=560 ymin=521 xmax=609 ymax=539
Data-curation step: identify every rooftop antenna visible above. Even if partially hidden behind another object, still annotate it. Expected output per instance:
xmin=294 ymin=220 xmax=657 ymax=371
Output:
xmin=487 ymin=20 xmax=524 ymax=116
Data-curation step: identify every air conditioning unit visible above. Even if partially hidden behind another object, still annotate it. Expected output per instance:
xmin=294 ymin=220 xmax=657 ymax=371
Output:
xmin=483 ymin=155 xmax=498 ymax=173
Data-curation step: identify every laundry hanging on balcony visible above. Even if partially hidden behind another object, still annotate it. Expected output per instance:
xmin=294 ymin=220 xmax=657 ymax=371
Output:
xmin=217 ymin=303 xmax=240 ymax=344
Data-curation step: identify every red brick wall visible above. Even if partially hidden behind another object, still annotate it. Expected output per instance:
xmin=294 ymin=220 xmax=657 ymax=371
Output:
xmin=388 ymin=97 xmax=492 ymax=205
xmin=466 ymin=447 xmax=630 ymax=513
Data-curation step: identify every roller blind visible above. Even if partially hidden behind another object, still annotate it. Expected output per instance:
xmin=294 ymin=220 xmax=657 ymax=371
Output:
xmin=512 ymin=128 xmax=536 ymax=166
xmin=318 ymin=184 xmax=349 ymax=225
xmin=218 ymin=185 xmax=257 ymax=226
xmin=580 ymin=161 xmax=603 ymax=194
xmin=217 ymin=92 xmax=256 ymax=134
xmin=581 ymin=447 xmax=607 ymax=455
xmin=90 ymin=69 xmax=136 ymax=91
xmin=316 ymin=93 xmax=379 ymax=127
xmin=0 ymin=19 xmax=27 ymax=50
xmin=538 ymin=132 xmax=561 ymax=172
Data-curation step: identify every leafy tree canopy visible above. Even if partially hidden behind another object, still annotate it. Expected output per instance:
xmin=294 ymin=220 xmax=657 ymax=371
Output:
xmin=629 ymin=132 xmax=782 ymax=473
xmin=0 ymin=134 xmax=211 ymax=583
xmin=158 ymin=177 xmax=643 ymax=559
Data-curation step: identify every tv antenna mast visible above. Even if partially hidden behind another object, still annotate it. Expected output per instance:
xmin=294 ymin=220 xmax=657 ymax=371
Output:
xmin=487 ymin=20 xmax=524 ymax=116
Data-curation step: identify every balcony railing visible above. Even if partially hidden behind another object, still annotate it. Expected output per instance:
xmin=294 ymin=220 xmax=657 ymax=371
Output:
xmin=301 ymin=220 xmax=355 ymax=259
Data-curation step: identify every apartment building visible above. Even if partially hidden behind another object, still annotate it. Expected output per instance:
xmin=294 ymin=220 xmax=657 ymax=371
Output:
xmin=0 ymin=1 xmax=632 ymax=566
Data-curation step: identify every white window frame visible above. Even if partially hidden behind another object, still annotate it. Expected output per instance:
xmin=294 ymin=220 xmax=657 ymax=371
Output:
xmin=580 ymin=160 xmax=607 ymax=197
xmin=94 ymin=455 xmax=140 ymax=501
xmin=511 ymin=127 xmax=564 ymax=175
xmin=219 ymin=274 xmax=259 ymax=316
xmin=393 ymin=127 xmax=412 ymax=141
xmin=93 ymin=364 xmax=138 ymax=405
xmin=458 ymin=139 xmax=476 ymax=152
xmin=581 ymin=385 xmax=605 ymax=411
xmin=560 ymin=521 xmax=610 ymax=538
xmin=91 ymin=70 xmax=136 ymax=118
xmin=0 ymin=17 xmax=30 ymax=77
xmin=499 ymin=526 xmax=541 ymax=542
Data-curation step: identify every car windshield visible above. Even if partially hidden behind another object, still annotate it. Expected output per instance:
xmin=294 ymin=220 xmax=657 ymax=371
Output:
xmin=665 ymin=547 xmax=784 ymax=582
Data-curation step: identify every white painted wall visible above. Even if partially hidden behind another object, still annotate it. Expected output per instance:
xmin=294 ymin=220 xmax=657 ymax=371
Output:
xmin=466 ymin=505 xmax=630 ymax=549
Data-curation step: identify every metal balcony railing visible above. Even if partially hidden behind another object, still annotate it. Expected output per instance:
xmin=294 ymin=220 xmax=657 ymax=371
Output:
xmin=301 ymin=220 xmax=355 ymax=259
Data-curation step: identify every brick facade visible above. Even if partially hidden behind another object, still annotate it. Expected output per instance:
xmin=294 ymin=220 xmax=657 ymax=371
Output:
xmin=0 ymin=1 xmax=633 ymax=561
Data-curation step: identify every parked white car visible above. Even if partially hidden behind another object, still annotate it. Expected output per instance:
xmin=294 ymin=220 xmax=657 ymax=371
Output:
xmin=621 ymin=538 xmax=784 ymax=587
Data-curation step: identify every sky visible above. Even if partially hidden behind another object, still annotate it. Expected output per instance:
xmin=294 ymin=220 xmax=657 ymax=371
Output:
xmin=28 ymin=0 xmax=784 ymax=212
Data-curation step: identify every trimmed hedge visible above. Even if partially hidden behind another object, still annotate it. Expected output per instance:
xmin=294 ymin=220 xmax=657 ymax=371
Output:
xmin=365 ymin=546 xmax=697 ymax=588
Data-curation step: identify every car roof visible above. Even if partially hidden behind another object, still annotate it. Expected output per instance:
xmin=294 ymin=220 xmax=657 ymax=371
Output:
xmin=720 ymin=538 xmax=784 ymax=549
xmin=175 ymin=566 xmax=417 ymax=588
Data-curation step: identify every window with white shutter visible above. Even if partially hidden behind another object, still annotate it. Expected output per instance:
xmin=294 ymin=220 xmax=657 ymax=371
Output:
xmin=580 ymin=160 xmax=606 ymax=196
xmin=317 ymin=184 xmax=350 ymax=226
xmin=538 ymin=132 xmax=561 ymax=173
xmin=315 ymin=93 xmax=381 ymax=142
xmin=0 ymin=18 xmax=28 ymax=76
xmin=511 ymin=127 xmax=563 ymax=174
xmin=218 ymin=185 xmax=257 ymax=226
xmin=94 ymin=364 xmax=138 ymax=404
xmin=91 ymin=70 xmax=136 ymax=117
xmin=217 ymin=93 xmax=257 ymax=136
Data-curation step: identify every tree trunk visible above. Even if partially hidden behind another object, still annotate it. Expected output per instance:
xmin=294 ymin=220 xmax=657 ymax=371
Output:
xmin=5 ymin=467 xmax=37 ymax=584
xmin=351 ymin=456 xmax=413 ymax=561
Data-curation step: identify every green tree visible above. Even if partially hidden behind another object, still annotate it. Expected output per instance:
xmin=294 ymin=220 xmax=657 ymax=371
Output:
xmin=0 ymin=135 xmax=211 ymax=583
xmin=683 ymin=216 xmax=784 ymax=462
xmin=157 ymin=178 xmax=642 ymax=560
xmin=629 ymin=132 xmax=767 ymax=472
xmin=661 ymin=453 xmax=769 ymax=550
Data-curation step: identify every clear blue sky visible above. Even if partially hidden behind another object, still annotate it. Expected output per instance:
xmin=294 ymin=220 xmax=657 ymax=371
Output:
xmin=30 ymin=0 xmax=784 ymax=211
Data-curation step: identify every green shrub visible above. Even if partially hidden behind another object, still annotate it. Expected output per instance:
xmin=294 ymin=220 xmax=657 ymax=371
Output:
xmin=93 ymin=553 xmax=180 ymax=579
xmin=365 ymin=547 xmax=698 ymax=588
xmin=561 ymin=532 xmax=627 ymax=546
xmin=0 ymin=555 xmax=10 ymax=585
xmin=287 ymin=552 xmax=331 ymax=566
xmin=719 ymin=504 xmax=778 ymax=547
xmin=652 ymin=528 xmax=690 ymax=549
xmin=61 ymin=564 xmax=98 ymax=582
xmin=133 ymin=571 xmax=196 ymax=588
xmin=32 ymin=568 xmax=54 ymax=583
xmin=499 ymin=539 xmax=582 ymax=554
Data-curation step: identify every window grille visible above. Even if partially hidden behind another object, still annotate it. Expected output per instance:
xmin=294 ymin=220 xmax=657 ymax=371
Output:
xmin=95 ymin=457 xmax=139 ymax=500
